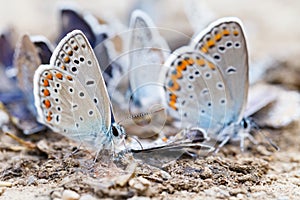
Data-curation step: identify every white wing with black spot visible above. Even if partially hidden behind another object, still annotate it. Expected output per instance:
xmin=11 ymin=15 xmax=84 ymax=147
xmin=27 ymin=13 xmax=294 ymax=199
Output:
xmin=191 ymin=17 xmax=249 ymax=124
xmin=164 ymin=46 xmax=230 ymax=134
xmin=34 ymin=30 xmax=112 ymax=147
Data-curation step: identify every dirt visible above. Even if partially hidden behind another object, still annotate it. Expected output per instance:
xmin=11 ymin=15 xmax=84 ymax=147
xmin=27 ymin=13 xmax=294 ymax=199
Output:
xmin=0 ymin=118 xmax=299 ymax=199
xmin=0 ymin=1 xmax=300 ymax=199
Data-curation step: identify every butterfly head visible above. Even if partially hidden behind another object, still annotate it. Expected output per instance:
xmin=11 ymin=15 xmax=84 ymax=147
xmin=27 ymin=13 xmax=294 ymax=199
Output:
xmin=111 ymin=122 xmax=126 ymax=145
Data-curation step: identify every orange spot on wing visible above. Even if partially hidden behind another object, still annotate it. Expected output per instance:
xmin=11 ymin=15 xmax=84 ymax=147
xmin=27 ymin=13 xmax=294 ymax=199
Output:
xmin=168 ymin=93 xmax=178 ymax=110
xmin=44 ymin=99 xmax=51 ymax=109
xmin=169 ymin=81 xmax=180 ymax=91
xmin=43 ymin=79 xmax=49 ymax=87
xmin=207 ymin=39 xmax=215 ymax=48
xmin=43 ymin=89 xmax=50 ymax=96
xmin=61 ymin=65 xmax=66 ymax=70
xmin=223 ymin=29 xmax=230 ymax=36
xmin=233 ymin=30 xmax=239 ymax=36
xmin=201 ymin=46 xmax=208 ymax=53
xmin=64 ymin=56 xmax=70 ymax=63
xmin=46 ymin=112 xmax=52 ymax=122
xmin=186 ymin=58 xmax=195 ymax=65
xmin=46 ymin=74 xmax=53 ymax=80
xmin=207 ymin=62 xmax=216 ymax=70
xmin=197 ymin=58 xmax=206 ymax=66
xmin=169 ymin=100 xmax=177 ymax=111
xmin=68 ymin=50 xmax=73 ymax=56
xmin=215 ymin=33 xmax=222 ymax=41
xmin=173 ymin=70 xmax=182 ymax=79
xmin=55 ymin=73 xmax=63 ymax=80
xmin=179 ymin=60 xmax=188 ymax=71
xmin=66 ymin=75 xmax=73 ymax=81
xmin=170 ymin=93 xmax=177 ymax=101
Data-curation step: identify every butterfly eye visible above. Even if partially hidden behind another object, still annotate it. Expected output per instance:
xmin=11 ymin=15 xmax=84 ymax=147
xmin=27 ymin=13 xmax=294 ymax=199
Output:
xmin=112 ymin=126 xmax=119 ymax=137
xmin=241 ymin=119 xmax=248 ymax=129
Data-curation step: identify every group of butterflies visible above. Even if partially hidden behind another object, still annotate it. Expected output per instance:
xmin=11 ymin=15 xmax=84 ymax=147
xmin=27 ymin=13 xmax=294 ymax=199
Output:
xmin=0 ymin=5 xmax=299 ymax=159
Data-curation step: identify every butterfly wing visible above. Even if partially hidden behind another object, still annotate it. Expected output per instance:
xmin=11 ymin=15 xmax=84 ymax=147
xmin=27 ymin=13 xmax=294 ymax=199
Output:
xmin=34 ymin=30 xmax=112 ymax=147
xmin=164 ymin=46 xmax=229 ymax=134
xmin=128 ymin=10 xmax=170 ymax=110
xmin=14 ymin=34 xmax=42 ymax=115
xmin=191 ymin=17 xmax=249 ymax=124
xmin=0 ymin=29 xmax=14 ymax=68
xmin=30 ymin=35 xmax=53 ymax=64
xmin=184 ymin=0 xmax=215 ymax=35
xmin=59 ymin=6 xmax=107 ymax=48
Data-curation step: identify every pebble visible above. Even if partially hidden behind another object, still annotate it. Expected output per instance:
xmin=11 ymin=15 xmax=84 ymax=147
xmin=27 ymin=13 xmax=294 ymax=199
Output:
xmin=27 ymin=175 xmax=36 ymax=185
xmin=62 ymin=190 xmax=80 ymax=200
xmin=160 ymin=170 xmax=171 ymax=180
xmin=129 ymin=177 xmax=151 ymax=192
xmin=37 ymin=179 xmax=48 ymax=184
xmin=0 ymin=188 xmax=5 ymax=195
xmin=51 ymin=191 xmax=62 ymax=199
xmin=0 ymin=181 xmax=12 ymax=187
xmin=79 ymin=194 xmax=97 ymax=200
xmin=128 ymin=196 xmax=151 ymax=200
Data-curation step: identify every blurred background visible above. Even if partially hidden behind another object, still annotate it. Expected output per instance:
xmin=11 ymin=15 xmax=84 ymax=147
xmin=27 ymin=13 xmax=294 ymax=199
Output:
xmin=0 ymin=0 xmax=299 ymax=61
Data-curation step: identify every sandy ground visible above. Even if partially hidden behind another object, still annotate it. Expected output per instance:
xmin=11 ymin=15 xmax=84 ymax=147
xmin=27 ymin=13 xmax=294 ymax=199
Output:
xmin=0 ymin=0 xmax=300 ymax=199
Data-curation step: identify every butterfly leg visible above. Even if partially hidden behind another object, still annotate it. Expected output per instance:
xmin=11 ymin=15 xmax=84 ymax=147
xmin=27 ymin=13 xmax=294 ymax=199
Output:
xmin=214 ymin=135 xmax=230 ymax=153
xmin=63 ymin=142 xmax=83 ymax=160
xmin=246 ymin=132 xmax=258 ymax=145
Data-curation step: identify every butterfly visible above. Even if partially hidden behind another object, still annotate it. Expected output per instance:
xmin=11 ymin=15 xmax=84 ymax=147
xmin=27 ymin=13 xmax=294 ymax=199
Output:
xmin=0 ymin=28 xmax=15 ymax=69
xmin=129 ymin=127 xmax=214 ymax=167
xmin=33 ymin=30 xmax=125 ymax=150
xmin=127 ymin=9 xmax=170 ymax=112
xmin=163 ymin=17 xmax=254 ymax=151
xmin=58 ymin=4 xmax=124 ymax=95
xmin=58 ymin=4 xmax=108 ymax=48
xmin=0 ymin=28 xmax=22 ymax=103
xmin=11 ymin=34 xmax=54 ymax=134
xmin=106 ymin=10 xmax=172 ymax=137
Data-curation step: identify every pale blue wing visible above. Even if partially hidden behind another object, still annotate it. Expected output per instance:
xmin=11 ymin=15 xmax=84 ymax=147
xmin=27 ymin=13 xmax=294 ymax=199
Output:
xmin=34 ymin=30 xmax=113 ymax=147
xmin=191 ymin=17 xmax=249 ymax=124
xmin=164 ymin=46 xmax=230 ymax=135
xmin=128 ymin=10 xmax=170 ymax=111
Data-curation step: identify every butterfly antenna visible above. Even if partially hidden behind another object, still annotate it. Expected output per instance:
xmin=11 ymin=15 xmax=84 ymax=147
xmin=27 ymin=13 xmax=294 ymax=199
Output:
xmin=255 ymin=127 xmax=280 ymax=151
xmin=262 ymin=130 xmax=280 ymax=151
xmin=127 ymin=135 xmax=144 ymax=150
xmin=121 ymin=134 xmax=127 ymax=150
xmin=117 ymin=107 xmax=165 ymax=126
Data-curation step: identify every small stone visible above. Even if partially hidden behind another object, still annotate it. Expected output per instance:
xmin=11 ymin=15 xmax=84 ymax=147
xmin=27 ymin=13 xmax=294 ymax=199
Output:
xmin=62 ymin=190 xmax=80 ymax=200
xmin=129 ymin=177 xmax=151 ymax=192
xmin=79 ymin=194 xmax=97 ymax=200
xmin=0 ymin=181 xmax=12 ymax=187
xmin=229 ymin=188 xmax=247 ymax=196
xmin=37 ymin=179 xmax=48 ymax=184
xmin=0 ymin=188 xmax=5 ymax=195
xmin=128 ymin=196 xmax=151 ymax=200
xmin=27 ymin=175 xmax=36 ymax=185
xmin=51 ymin=191 xmax=62 ymax=199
